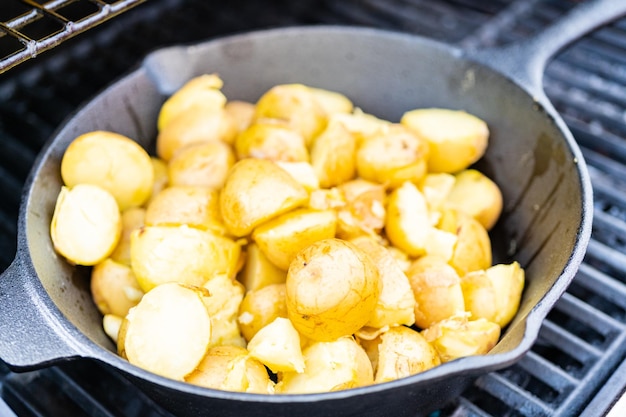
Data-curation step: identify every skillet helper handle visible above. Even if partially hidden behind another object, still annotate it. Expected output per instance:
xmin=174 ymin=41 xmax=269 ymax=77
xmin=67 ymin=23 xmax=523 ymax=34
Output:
xmin=468 ymin=0 xmax=626 ymax=93
xmin=0 ymin=255 xmax=83 ymax=370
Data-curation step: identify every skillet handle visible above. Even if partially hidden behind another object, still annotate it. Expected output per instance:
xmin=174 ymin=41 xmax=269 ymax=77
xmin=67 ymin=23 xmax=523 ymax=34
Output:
xmin=467 ymin=0 xmax=626 ymax=93
xmin=0 ymin=254 xmax=84 ymax=370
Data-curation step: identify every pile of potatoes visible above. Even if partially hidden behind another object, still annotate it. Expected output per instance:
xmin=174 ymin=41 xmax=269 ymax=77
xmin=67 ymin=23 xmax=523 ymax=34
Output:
xmin=50 ymin=74 xmax=525 ymax=394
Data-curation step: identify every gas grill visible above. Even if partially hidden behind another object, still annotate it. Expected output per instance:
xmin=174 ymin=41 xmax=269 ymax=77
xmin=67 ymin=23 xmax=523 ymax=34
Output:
xmin=1 ymin=0 xmax=626 ymax=416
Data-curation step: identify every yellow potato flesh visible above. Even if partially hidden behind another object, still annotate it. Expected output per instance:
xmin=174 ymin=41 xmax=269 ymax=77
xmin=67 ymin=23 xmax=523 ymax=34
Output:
xmin=103 ymin=314 xmax=123 ymax=344
xmin=235 ymin=122 xmax=309 ymax=162
xmin=237 ymin=283 xmax=287 ymax=342
xmin=224 ymin=100 xmax=256 ymax=133
xmin=278 ymin=336 xmax=373 ymax=393
xmin=356 ymin=125 xmax=429 ymax=188
xmin=167 ymin=141 xmax=235 ymax=190
xmin=401 ymin=108 xmax=489 ymax=174
xmin=237 ymin=243 xmax=287 ymax=293
xmin=421 ymin=314 xmax=500 ymax=363
xmin=130 ymin=225 xmax=241 ymax=292
xmin=375 ymin=325 xmax=441 ymax=383
xmin=254 ymin=83 xmax=327 ymax=146
xmin=145 ymin=186 xmax=226 ymax=235
xmin=91 ymin=258 xmax=143 ymax=317
xmin=309 ymin=87 xmax=354 ymax=115
xmin=124 ymin=283 xmax=212 ymax=381
xmin=275 ymin=161 xmax=320 ymax=192
xmin=157 ymin=74 xmax=226 ymax=132
xmin=109 ymin=207 xmax=145 ymax=266
xmin=330 ymin=110 xmax=390 ymax=144
xmin=336 ymin=179 xmax=386 ymax=240
xmin=252 ymin=208 xmax=337 ymax=271
xmin=202 ymin=274 xmax=246 ymax=348
xmin=446 ymin=169 xmax=503 ymax=230
xmin=145 ymin=157 xmax=169 ymax=208
xmin=61 ymin=131 xmax=154 ymax=211
xmin=50 ymin=184 xmax=122 ymax=266
xmin=485 ymin=262 xmax=524 ymax=328
xmin=247 ymin=317 xmax=305 ymax=373
xmin=350 ymin=236 xmax=416 ymax=329
xmin=185 ymin=345 xmax=274 ymax=394
xmin=286 ymin=238 xmax=381 ymax=342
xmin=406 ymin=255 xmax=465 ymax=329
xmin=310 ymin=120 xmax=357 ymax=188
xmin=385 ymin=181 xmax=431 ymax=257
xmin=219 ymin=158 xmax=309 ymax=237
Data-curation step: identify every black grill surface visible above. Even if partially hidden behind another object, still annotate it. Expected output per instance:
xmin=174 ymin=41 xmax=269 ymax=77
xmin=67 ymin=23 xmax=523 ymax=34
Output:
xmin=2 ymin=1 xmax=626 ymax=416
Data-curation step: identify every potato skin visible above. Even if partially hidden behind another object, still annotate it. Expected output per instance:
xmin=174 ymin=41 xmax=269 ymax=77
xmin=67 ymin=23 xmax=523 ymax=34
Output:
xmin=167 ymin=141 xmax=235 ymax=190
xmin=286 ymin=238 xmax=381 ymax=342
xmin=237 ymin=283 xmax=287 ymax=342
xmin=219 ymin=158 xmax=309 ymax=237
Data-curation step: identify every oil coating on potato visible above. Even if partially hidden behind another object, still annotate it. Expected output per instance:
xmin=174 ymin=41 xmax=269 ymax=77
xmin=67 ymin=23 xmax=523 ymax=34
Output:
xmin=235 ymin=121 xmax=309 ymax=162
xmin=130 ymin=225 xmax=241 ymax=292
xmin=278 ymin=336 xmax=373 ymax=393
xmin=445 ymin=169 xmax=503 ymax=230
xmin=401 ymin=108 xmax=489 ymax=174
xmin=375 ymin=325 xmax=441 ymax=383
xmin=167 ymin=141 xmax=235 ymax=190
xmin=252 ymin=208 xmax=337 ymax=271
xmin=185 ymin=345 xmax=274 ymax=394
xmin=237 ymin=283 xmax=288 ymax=342
xmin=219 ymin=158 xmax=309 ymax=237
xmin=50 ymin=184 xmax=122 ymax=266
xmin=91 ymin=258 xmax=143 ymax=317
xmin=61 ymin=131 xmax=154 ymax=211
xmin=123 ymin=283 xmax=212 ymax=381
xmin=286 ymin=238 xmax=381 ymax=342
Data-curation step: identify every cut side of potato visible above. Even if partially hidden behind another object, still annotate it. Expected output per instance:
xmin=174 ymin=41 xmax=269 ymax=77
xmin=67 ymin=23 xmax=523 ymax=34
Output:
xmin=91 ymin=258 xmax=143 ymax=317
xmin=123 ymin=283 xmax=212 ymax=381
xmin=235 ymin=121 xmax=309 ymax=163
xmin=247 ymin=317 xmax=305 ymax=373
xmin=385 ymin=181 xmax=431 ymax=257
xmin=50 ymin=184 xmax=122 ymax=266
xmin=167 ymin=141 xmax=235 ymax=190
xmin=310 ymin=120 xmax=357 ymax=188
xmin=445 ymin=169 xmax=503 ymax=231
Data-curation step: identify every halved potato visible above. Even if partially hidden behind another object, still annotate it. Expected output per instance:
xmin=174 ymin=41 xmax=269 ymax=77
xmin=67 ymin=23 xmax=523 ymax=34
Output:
xmin=235 ymin=121 xmax=309 ymax=162
xmin=385 ymin=181 xmax=431 ymax=257
xmin=445 ymin=169 xmax=503 ymax=230
xmin=237 ymin=283 xmax=287 ymax=342
xmin=130 ymin=225 xmax=241 ymax=292
xmin=50 ymin=184 xmax=122 ymax=266
xmin=247 ymin=317 xmax=305 ymax=373
xmin=275 ymin=161 xmax=320 ymax=192
xmin=219 ymin=158 xmax=309 ymax=237
xmin=167 ymin=141 xmax=236 ymax=190
xmin=91 ymin=258 xmax=143 ymax=317
xmin=224 ymin=100 xmax=256 ymax=133
xmin=252 ymin=208 xmax=337 ymax=271
xmin=61 ymin=131 xmax=154 ymax=210
xmin=237 ymin=243 xmax=287 ymax=292
xmin=202 ymin=274 xmax=246 ymax=348
xmin=278 ymin=336 xmax=373 ymax=393
xmin=336 ymin=179 xmax=386 ymax=240
xmin=310 ymin=120 xmax=357 ymax=188
xmin=123 ymin=283 xmax=212 ymax=380
xmin=401 ymin=108 xmax=488 ymax=174
xmin=109 ymin=207 xmax=146 ymax=266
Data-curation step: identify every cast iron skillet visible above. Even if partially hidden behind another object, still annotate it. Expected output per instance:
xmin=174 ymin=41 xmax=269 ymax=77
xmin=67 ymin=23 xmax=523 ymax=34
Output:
xmin=0 ymin=1 xmax=622 ymax=416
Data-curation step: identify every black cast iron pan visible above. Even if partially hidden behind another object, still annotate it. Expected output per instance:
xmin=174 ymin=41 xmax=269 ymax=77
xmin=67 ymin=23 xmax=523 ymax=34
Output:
xmin=1 ymin=1 xmax=622 ymax=416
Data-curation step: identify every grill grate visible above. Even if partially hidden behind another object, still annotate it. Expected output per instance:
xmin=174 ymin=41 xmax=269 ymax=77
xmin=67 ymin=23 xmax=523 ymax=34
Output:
xmin=1 ymin=0 xmax=626 ymax=416
xmin=0 ymin=0 xmax=146 ymax=74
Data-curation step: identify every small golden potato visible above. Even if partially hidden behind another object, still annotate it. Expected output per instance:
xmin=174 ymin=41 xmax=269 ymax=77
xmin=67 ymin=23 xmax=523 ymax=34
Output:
xmin=308 ymin=187 xmax=346 ymax=211
xmin=278 ymin=336 xmax=373 ymax=393
xmin=103 ymin=314 xmax=123 ymax=344
xmin=252 ymin=208 xmax=337 ymax=271
xmin=275 ymin=161 xmax=320 ymax=192
xmin=310 ymin=87 xmax=354 ymax=115
xmin=237 ymin=243 xmax=287 ymax=292
xmin=145 ymin=157 xmax=169 ymax=208
xmin=336 ymin=179 xmax=386 ymax=240
xmin=350 ymin=236 xmax=416 ymax=328
xmin=145 ymin=186 xmax=226 ymax=235
xmin=438 ymin=209 xmax=492 ymax=276
xmin=375 ymin=325 xmax=441 ymax=383
xmin=123 ymin=283 xmax=212 ymax=380
xmin=235 ymin=121 xmax=309 ymax=162
xmin=237 ymin=283 xmax=287 ymax=342
xmin=203 ymin=274 xmax=246 ymax=348
xmin=445 ymin=169 xmax=503 ymax=230
xmin=157 ymin=108 xmax=237 ymax=161
xmin=130 ymin=225 xmax=241 ymax=292
xmin=186 ymin=345 xmax=274 ymax=394
xmin=356 ymin=125 xmax=429 ymax=188
xmin=385 ymin=181 xmax=431 ymax=257
xmin=406 ymin=255 xmax=465 ymax=329
xmin=61 ymin=131 xmax=154 ymax=210
xmin=247 ymin=317 xmax=305 ymax=373
xmin=254 ymin=83 xmax=327 ymax=146
xmin=401 ymin=108 xmax=489 ymax=174
xmin=167 ymin=141 xmax=235 ymax=190
xmin=310 ymin=120 xmax=357 ymax=188
xmin=219 ymin=158 xmax=309 ymax=237
xmin=91 ymin=258 xmax=143 ymax=317
xmin=157 ymin=74 xmax=227 ymax=131
xmin=109 ymin=207 xmax=145 ymax=266
xmin=51 ymin=184 xmax=122 ymax=266
xmin=421 ymin=314 xmax=501 ymax=363
xmin=462 ymin=262 xmax=524 ymax=328
xmin=330 ymin=109 xmax=390 ymax=144
xmin=419 ymin=173 xmax=456 ymax=215
xmin=286 ymin=238 xmax=381 ymax=342
xmin=224 ymin=100 xmax=256 ymax=133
